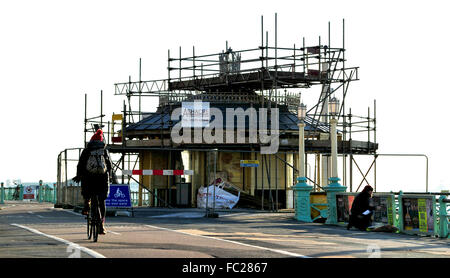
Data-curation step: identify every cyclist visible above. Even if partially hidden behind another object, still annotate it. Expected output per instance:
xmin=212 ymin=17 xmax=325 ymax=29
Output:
xmin=73 ymin=129 xmax=115 ymax=235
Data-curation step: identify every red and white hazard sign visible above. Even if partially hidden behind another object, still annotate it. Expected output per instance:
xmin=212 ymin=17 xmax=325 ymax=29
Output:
xmin=23 ymin=186 xmax=35 ymax=200
xmin=122 ymin=170 xmax=194 ymax=176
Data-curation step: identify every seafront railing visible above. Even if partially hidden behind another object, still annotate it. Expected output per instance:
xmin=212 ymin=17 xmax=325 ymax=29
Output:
xmin=295 ymin=189 xmax=449 ymax=238
xmin=0 ymin=184 xmax=56 ymax=204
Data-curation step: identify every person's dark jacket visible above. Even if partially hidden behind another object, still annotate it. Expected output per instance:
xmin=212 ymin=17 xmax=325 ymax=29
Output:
xmin=348 ymin=187 xmax=375 ymax=230
xmin=350 ymin=190 xmax=375 ymax=217
xmin=75 ymin=140 xmax=113 ymax=200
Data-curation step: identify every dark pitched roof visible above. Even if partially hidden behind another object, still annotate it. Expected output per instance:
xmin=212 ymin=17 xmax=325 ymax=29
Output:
xmin=126 ymin=103 xmax=330 ymax=133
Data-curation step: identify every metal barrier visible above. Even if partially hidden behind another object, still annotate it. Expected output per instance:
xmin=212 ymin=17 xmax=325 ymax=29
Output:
xmin=56 ymin=148 xmax=84 ymax=208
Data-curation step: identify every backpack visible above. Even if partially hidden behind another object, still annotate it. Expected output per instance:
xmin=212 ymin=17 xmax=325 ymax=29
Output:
xmin=86 ymin=148 xmax=107 ymax=175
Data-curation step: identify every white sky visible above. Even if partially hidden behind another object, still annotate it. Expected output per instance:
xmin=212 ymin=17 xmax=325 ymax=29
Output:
xmin=0 ymin=0 xmax=449 ymax=192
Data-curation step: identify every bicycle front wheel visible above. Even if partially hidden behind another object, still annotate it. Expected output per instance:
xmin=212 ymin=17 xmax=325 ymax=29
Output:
xmin=87 ymin=215 xmax=92 ymax=240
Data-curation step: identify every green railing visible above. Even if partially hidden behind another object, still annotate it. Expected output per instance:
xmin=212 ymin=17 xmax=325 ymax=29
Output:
xmin=301 ymin=190 xmax=449 ymax=238
xmin=130 ymin=191 xmax=150 ymax=207
xmin=38 ymin=185 xmax=57 ymax=204
xmin=0 ymin=185 xmax=56 ymax=204
xmin=1 ymin=186 xmax=23 ymax=201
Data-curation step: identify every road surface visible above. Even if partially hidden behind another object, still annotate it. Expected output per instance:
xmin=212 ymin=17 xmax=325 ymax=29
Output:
xmin=0 ymin=201 xmax=448 ymax=259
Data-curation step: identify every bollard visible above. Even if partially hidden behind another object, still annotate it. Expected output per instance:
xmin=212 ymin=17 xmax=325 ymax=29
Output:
xmin=324 ymin=177 xmax=347 ymax=225
xmin=293 ymin=177 xmax=313 ymax=222
xmin=438 ymin=196 xmax=448 ymax=238
xmin=0 ymin=182 xmax=4 ymax=204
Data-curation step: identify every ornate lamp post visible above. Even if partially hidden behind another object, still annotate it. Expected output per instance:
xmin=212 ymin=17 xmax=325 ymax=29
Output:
xmin=298 ymin=103 xmax=307 ymax=177
xmin=293 ymin=102 xmax=313 ymax=222
xmin=325 ymin=97 xmax=347 ymax=224
xmin=328 ymin=97 xmax=340 ymax=186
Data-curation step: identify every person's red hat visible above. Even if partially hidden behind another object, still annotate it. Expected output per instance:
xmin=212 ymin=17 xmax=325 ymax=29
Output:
xmin=91 ymin=129 xmax=104 ymax=141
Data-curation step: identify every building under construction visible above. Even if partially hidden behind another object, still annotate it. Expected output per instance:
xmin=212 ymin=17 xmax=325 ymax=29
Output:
xmin=59 ymin=15 xmax=378 ymax=210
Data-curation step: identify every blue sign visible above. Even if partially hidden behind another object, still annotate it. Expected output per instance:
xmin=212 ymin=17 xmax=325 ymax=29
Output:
xmin=240 ymin=160 xmax=259 ymax=167
xmin=105 ymin=184 xmax=132 ymax=208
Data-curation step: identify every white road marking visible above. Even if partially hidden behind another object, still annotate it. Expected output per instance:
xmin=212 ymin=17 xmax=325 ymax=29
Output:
xmin=144 ymin=224 xmax=310 ymax=258
xmin=149 ymin=212 xmax=205 ymax=218
xmin=28 ymin=211 xmax=45 ymax=218
xmin=10 ymin=223 xmax=106 ymax=258
xmin=108 ymin=230 xmax=121 ymax=235
xmin=50 ymin=207 xmax=83 ymax=217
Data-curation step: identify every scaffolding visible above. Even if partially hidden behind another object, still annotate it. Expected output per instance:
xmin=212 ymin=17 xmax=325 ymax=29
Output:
xmin=57 ymin=15 xmax=385 ymax=211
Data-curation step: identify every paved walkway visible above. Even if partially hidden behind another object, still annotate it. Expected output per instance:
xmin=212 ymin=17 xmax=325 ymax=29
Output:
xmin=0 ymin=201 xmax=448 ymax=259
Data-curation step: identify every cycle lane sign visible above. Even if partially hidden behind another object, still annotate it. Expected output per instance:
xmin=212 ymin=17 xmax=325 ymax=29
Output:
xmin=105 ymin=184 xmax=132 ymax=208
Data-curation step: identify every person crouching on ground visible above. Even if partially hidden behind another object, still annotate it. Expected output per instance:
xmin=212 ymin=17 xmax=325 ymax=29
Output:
xmin=347 ymin=185 xmax=375 ymax=231
xmin=73 ymin=129 xmax=114 ymax=235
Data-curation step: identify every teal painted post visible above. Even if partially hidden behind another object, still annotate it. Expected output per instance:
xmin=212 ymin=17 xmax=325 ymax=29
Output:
xmin=293 ymin=177 xmax=313 ymax=222
xmin=438 ymin=196 xmax=448 ymax=238
xmin=0 ymin=182 xmax=4 ymax=204
xmin=19 ymin=185 xmax=23 ymax=200
xmin=397 ymin=191 xmax=404 ymax=233
xmin=38 ymin=180 xmax=43 ymax=203
xmin=324 ymin=177 xmax=347 ymax=225
xmin=7 ymin=188 xmax=13 ymax=200
xmin=53 ymin=184 xmax=57 ymax=204
xmin=43 ymin=185 xmax=47 ymax=202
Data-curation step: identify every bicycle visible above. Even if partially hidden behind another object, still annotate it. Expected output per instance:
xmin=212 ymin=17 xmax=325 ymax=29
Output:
xmin=86 ymin=195 xmax=102 ymax=242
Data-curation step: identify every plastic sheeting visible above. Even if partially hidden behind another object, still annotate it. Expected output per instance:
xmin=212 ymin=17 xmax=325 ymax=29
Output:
xmin=197 ymin=182 xmax=240 ymax=209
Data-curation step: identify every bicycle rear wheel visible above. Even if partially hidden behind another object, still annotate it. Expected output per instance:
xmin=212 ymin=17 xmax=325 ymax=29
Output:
xmin=91 ymin=196 xmax=100 ymax=242
xmin=92 ymin=221 xmax=98 ymax=242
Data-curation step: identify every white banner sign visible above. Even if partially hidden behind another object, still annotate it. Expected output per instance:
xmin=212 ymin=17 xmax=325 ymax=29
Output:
xmin=181 ymin=101 xmax=210 ymax=128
